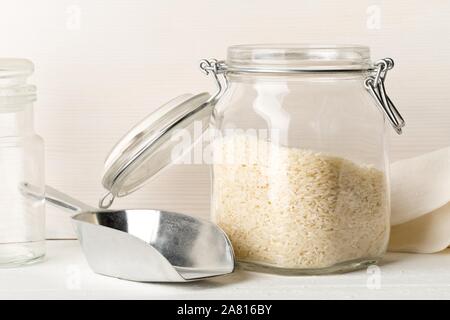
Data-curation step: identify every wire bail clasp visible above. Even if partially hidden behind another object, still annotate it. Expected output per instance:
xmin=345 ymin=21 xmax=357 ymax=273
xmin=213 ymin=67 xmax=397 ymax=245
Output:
xmin=99 ymin=191 xmax=115 ymax=209
xmin=199 ymin=59 xmax=228 ymax=102
xmin=364 ymin=58 xmax=405 ymax=135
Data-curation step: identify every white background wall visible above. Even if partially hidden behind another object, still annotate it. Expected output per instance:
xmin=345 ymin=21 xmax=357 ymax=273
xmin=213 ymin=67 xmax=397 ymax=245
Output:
xmin=0 ymin=0 xmax=449 ymax=238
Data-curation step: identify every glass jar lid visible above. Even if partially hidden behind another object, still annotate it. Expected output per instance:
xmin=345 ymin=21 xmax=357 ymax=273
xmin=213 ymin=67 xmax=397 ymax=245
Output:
xmin=225 ymin=44 xmax=372 ymax=72
xmin=100 ymin=92 xmax=212 ymax=208
xmin=0 ymin=58 xmax=34 ymax=79
xmin=0 ymin=58 xmax=36 ymax=104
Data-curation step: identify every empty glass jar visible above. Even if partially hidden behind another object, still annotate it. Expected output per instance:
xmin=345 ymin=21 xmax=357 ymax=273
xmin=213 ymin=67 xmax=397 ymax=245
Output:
xmin=0 ymin=59 xmax=45 ymax=266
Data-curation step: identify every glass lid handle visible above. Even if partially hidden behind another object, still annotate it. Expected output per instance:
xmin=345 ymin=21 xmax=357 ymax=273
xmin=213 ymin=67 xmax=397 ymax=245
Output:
xmin=199 ymin=59 xmax=228 ymax=102
xmin=364 ymin=58 xmax=406 ymax=135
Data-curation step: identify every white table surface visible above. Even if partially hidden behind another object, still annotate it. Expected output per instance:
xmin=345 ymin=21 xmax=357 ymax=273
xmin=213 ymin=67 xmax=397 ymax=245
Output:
xmin=1 ymin=240 xmax=449 ymax=300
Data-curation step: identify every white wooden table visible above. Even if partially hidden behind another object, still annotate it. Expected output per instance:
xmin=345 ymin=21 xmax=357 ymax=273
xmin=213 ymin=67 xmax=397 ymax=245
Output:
xmin=1 ymin=240 xmax=449 ymax=299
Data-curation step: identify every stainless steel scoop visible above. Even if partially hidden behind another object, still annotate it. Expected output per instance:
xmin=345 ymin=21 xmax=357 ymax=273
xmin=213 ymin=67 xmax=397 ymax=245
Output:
xmin=27 ymin=184 xmax=235 ymax=282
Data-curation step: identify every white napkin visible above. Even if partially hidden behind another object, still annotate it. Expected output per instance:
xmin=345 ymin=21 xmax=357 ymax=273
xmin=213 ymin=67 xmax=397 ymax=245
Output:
xmin=389 ymin=147 xmax=450 ymax=253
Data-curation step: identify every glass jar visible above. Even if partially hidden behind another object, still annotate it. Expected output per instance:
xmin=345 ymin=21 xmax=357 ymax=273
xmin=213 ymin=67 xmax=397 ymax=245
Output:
xmin=0 ymin=59 xmax=45 ymax=266
xmin=99 ymin=44 xmax=404 ymax=275
xmin=207 ymin=45 xmax=405 ymax=274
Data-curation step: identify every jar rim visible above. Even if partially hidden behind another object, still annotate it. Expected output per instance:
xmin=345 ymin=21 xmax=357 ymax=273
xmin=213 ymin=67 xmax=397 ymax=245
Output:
xmin=226 ymin=44 xmax=372 ymax=72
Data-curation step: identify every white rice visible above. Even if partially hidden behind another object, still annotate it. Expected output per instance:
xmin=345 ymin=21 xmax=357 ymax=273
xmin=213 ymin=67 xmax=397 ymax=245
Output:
xmin=212 ymin=134 xmax=389 ymax=269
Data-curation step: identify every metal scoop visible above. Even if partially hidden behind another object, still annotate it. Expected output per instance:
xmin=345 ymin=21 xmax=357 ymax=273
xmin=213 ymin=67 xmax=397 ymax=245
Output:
xmin=25 ymin=184 xmax=235 ymax=282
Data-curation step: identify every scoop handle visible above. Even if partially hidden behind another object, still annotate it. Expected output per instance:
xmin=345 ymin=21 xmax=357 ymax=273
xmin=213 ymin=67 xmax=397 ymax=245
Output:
xmin=44 ymin=185 xmax=97 ymax=213
xmin=20 ymin=182 xmax=96 ymax=213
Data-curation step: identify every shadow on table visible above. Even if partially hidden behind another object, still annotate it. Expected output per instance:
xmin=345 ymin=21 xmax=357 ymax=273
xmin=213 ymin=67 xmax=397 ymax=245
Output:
xmin=149 ymin=252 xmax=419 ymax=290
xmin=162 ymin=268 xmax=254 ymax=290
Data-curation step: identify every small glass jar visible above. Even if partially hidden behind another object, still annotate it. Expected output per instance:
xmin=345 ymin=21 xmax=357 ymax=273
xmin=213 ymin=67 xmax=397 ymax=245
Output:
xmin=99 ymin=44 xmax=404 ymax=275
xmin=0 ymin=59 xmax=45 ymax=266
xmin=207 ymin=45 xmax=404 ymax=274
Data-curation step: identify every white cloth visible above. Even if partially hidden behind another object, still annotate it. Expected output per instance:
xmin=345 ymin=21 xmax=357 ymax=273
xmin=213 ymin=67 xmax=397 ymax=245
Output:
xmin=389 ymin=147 xmax=450 ymax=253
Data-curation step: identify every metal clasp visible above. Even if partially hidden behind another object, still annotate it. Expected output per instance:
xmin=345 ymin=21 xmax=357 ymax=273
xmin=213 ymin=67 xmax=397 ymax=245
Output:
xmin=364 ymin=58 xmax=405 ymax=135
xmin=199 ymin=59 xmax=228 ymax=102
xmin=99 ymin=191 xmax=115 ymax=209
